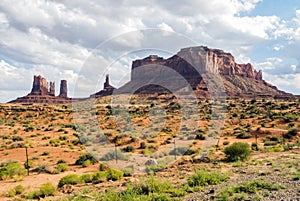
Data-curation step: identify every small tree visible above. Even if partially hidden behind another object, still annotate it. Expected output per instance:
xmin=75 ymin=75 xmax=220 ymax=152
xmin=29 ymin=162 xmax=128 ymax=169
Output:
xmin=224 ymin=142 xmax=251 ymax=162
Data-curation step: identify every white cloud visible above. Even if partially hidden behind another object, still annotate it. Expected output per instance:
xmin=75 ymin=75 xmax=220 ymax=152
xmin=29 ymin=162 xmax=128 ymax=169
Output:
xmin=264 ymin=73 xmax=300 ymax=95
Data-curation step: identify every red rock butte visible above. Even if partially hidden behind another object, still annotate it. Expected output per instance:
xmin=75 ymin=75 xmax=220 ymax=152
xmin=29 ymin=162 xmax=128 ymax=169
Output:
xmin=115 ymin=46 xmax=293 ymax=99
xmin=9 ymin=75 xmax=71 ymax=104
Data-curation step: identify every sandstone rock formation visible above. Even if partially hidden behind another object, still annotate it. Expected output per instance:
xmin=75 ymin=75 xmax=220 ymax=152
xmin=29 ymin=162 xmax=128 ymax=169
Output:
xmin=9 ymin=75 xmax=71 ymax=104
xmin=90 ymin=75 xmax=115 ymax=98
xmin=117 ymin=46 xmax=293 ymax=99
xmin=59 ymin=80 xmax=68 ymax=98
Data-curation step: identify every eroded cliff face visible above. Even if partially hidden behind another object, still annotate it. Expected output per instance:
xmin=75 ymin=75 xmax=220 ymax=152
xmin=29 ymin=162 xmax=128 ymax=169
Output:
xmin=122 ymin=46 xmax=293 ymax=99
xmin=132 ymin=46 xmax=263 ymax=80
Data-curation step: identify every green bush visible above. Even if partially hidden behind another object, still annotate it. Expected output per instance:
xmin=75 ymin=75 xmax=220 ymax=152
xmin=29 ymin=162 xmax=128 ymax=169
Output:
xmin=8 ymin=189 xmax=16 ymax=197
xmin=107 ymin=168 xmax=124 ymax=181
xmin=15 ymin=184 xmax=25 ymax=194
xmin=26 ymin=183 xmax=56 ymax=199
xmin=0 ymin=161 xmax=26 ymax=180
xmin=187 ymin=169 xmax=229 ymax=187
xmin=40 ymin=183 xmax=56 ymax=197
xmin=58 ymin=174 xmax=82 ymax=188
xmin=53 ymin=163 xmax=68 ymax=173
xmin=92 ymin=171 xmax=107 ymax=184
xmin=224 ymin=142 xmax=251 ymax=162
xmin=123 ymin=167 xmax=134 ymax=177
xmin=82 ymin=160 xmax=91 ymax=167
xmin=75 ymin=153 xmax=98 ymax=165
xmin=80 ymin=173 xmax=94 ymax=183
xmin=99 ymin=163 xmax=109 ymax=171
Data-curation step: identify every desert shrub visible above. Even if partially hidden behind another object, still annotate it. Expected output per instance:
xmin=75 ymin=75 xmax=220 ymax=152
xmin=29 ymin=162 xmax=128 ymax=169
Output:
xmin=101 ymin=149 xmax=127 ymax=161
xmin=8 ymin=184 xmax=25 ymax=197
xmin=80 ymin=173 xmax=94 ymax=183
xmin=53 ymin=163 xmax=68 ymax=173
xmin=224 ymin=142 xmax=251 ymax=162
xmin=92 ymin=171 xmax=107 ymax=184
xmin=58 ymin=174 xmax=82 ymax=188
xmin=123 ymin=167 xmax=134 ymax=177
xmin=283 ymin=114 xmax=298 ymax=123
xmin=24 ymin=125 xmax=34 ymax=132
xmin=8 ymin=189 xmax=16 ymax=197
xmin=12 ymin=136 xmax=24 ymax=142
xmin=10 ymin=142 xmax=25 ymax=148
xmin=195 ymin=134 xmax=206 ymax=140
xmin=232 ymin=180 xmax=283 ymax=194
xmin=269 ymin=136 xmax=279 ymax=141
xmin=14 ymin=184 xmax=25 ymax=194
xmin=32 ymin=164 xmax=50 ymax=174
xmin=122 ymin=145 xmax=135 ymax=152
xmin=41 ymin=151 xmax=50 ymax=156
xmin=236 ymin=133 xmax=252 ymax=139
xmin=170 ymin=146 xmax=186 ymax=154
xmin=264 ymin=141 xmax=278 ymax=146
xmin=283 ymin=128 xmax=298 ymax=139
xmin=57 ymin=159 xmax=66 ymax=164
xmin=140 ymin=142 xmax=147 ymax=149
xmin=82 ymin=160 xmax=91 ymax=167
xmin=24 ymin=159 xmax=34 ymax=169
xmin=59 ymin=135 xmax=68 ymax=140
xmin=107 ymin=168 xmax=124 ymax=181
xmin=169 ymin=147 xmax=188 ymax=155
xmin=75 ymin=153 xmax=98 ymax=165
xmin=145 ymin=164 xmax=166 ymax=174
xmin=40 ymin=183 xmax=56 ymax=197
xmin=223 ymin=141 xmax=230 ymax=145
xmin=27 ymin=183 xmax=56 ymax=199
xmin=187 ymin=169 xmax=229 ymax=187
xmin=0 ymin=161 xmax=26 ymax=180
xmin=99 ymin=163 xmax=109 ymax=171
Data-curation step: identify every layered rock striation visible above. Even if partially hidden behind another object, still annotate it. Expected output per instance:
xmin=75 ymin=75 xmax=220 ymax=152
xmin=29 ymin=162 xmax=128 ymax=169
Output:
xmin=118 ymin=46 xmax=293 ymax=99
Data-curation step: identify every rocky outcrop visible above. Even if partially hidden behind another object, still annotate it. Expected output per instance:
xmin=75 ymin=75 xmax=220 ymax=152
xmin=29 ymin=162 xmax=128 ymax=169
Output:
xmin=90 ymin=75 xmax=115 ymax=98
xmin=118 ymin=46 xmax=294 ymax=99
xmin=59 ymin=80 xmax=68 ymax=98
xmin=9 ymin=75 xmax=71 ymax=104
xmin=30 ymin=75 xmax=49 ymax=96
xmin=49 ymin=82 xmax=55 ymax=96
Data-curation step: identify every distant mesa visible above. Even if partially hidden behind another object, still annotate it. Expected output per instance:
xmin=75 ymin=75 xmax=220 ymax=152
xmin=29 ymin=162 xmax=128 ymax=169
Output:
xmin=9 ymin=75 xmax=71 ymax=104
xmin=116 ymin=46 xmax=293 ymax=99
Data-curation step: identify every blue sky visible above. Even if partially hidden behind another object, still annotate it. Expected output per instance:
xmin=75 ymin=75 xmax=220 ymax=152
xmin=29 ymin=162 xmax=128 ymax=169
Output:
xmin=0 ymin=0 xmax=300 ymax=102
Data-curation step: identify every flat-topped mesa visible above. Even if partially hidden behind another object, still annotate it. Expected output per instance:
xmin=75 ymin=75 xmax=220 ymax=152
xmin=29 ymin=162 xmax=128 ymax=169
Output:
xmin=121 ymin=46 xmax=293 ymax=99
xmin=132 ymin=46 xmax=263 ymax=81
